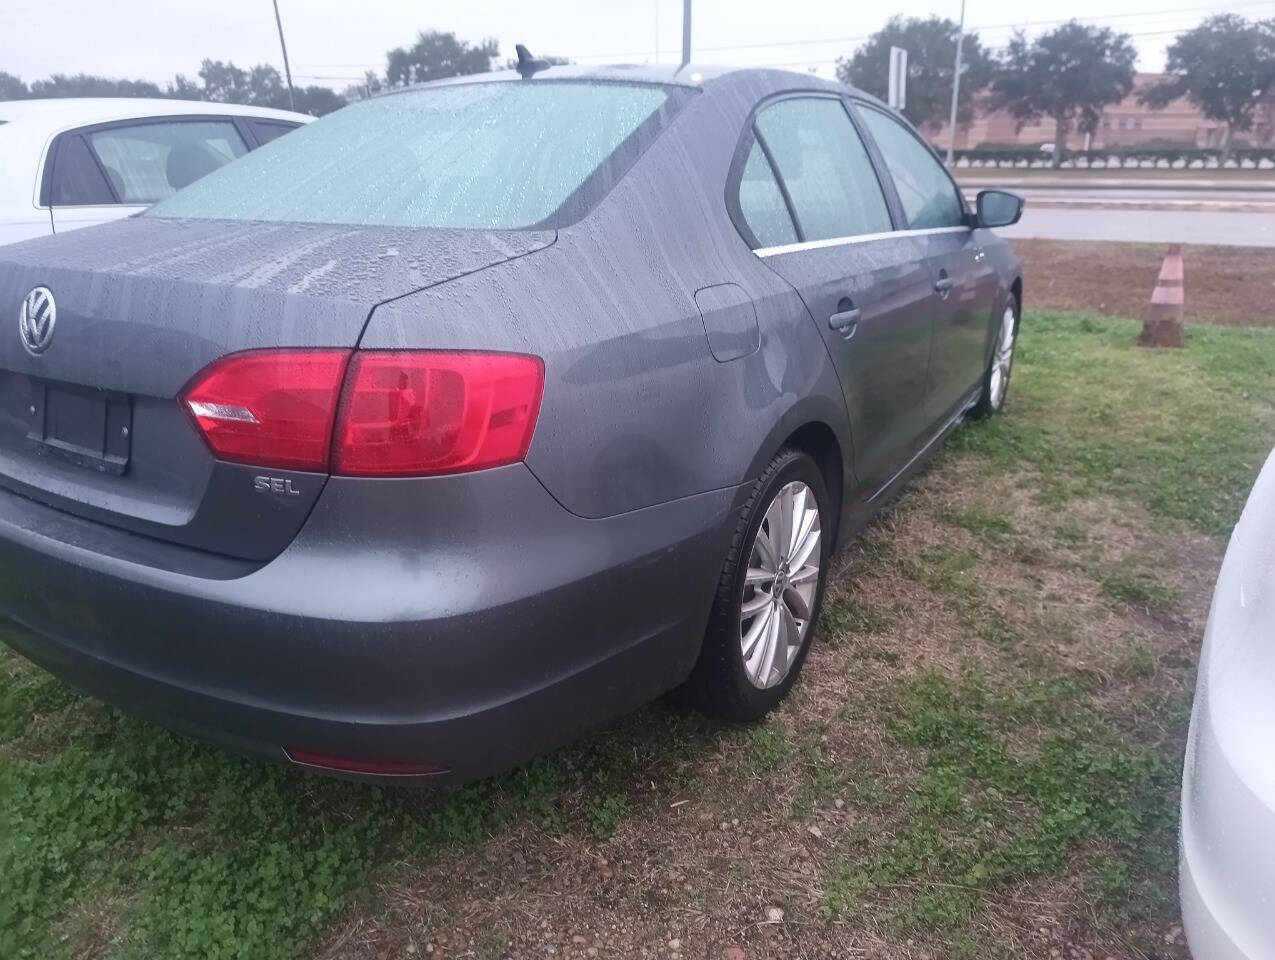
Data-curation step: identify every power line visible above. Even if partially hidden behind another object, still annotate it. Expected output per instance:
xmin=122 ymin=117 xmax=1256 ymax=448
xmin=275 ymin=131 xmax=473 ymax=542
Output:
xmin=292 ymin=0 xmax=1275 ymax=79
xmin=738 ymin=27 xmax=1221 ymax=72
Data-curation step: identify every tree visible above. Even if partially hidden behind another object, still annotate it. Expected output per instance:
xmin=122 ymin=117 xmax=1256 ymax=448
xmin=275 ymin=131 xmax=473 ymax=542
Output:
xmin=991 ymin=21 xmax=1137 ymax=167
xmin=168 ymin=60 xmax=345 ymax=116
xmin=185 ymin=60 xmax=255 ymax=104
xmin=837 ymin=16 xmax=994 ymax=132
xmin=385 ymin=31 xmax=498 ymax=87
xmin=0 ymin=71 xmax=27 ymax=100
xmin=167 ymin=74 xmax=204 ymax=101
xmin=27 ymin=74 xmax=165 ymax=98
xmin=1140 ymin=15 xmax=1275 ymax=162
xmin=1 ymin=60 xmax=343 ymax=116
xmin=291 ymin=85 xmax=345 ymax=116
xmin=341 ymin=71 xmax=385 ymax=103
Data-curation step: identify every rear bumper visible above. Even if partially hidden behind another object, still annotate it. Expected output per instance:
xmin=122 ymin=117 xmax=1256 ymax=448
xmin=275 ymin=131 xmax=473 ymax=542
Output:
xmin=0 ymin=464 xmax=739 ymax=782
xmin=1179 ymin=695 xmax=1275 ymax=959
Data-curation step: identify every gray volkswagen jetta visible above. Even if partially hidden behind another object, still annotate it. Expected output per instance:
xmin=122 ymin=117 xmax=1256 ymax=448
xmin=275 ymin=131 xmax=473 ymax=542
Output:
xmin=0 ymin=63 xmax=1022 ymax=782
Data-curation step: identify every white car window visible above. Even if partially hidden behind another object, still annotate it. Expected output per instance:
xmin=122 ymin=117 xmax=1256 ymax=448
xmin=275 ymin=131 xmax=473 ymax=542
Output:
xmin=86 ymin=120 xmax=248 ymax=204
xmin=49 ymin=134 xmax=116 ymax=205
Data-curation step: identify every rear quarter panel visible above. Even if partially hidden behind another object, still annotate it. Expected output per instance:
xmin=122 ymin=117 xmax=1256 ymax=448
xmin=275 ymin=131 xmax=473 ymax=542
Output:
xmin=361 ymin=77 xmax=852 ymax=519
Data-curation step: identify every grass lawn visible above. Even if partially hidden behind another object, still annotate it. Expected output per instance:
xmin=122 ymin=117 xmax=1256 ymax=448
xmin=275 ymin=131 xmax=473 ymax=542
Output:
xmin=4 ymin=312 xmax=1275 ymax=959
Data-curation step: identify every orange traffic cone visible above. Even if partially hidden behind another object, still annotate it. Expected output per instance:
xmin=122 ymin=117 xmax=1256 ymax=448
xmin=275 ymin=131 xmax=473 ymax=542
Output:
xmin=1139 ymin=244 xmax=1184 ymax=348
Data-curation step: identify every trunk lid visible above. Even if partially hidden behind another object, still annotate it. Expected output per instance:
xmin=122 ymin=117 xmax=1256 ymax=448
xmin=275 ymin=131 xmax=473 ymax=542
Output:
xmin=0 ymin=216 xmax=554 ymax=561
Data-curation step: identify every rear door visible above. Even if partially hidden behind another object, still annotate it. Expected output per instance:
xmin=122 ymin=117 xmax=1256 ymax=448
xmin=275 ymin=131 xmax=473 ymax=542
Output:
xmin=46 ymin=117 xmax=250 ymax=234
xmin=855 ymin=104 xmax=1000 ymax=423
xmin=737 ymin=94 xmax=935 ymax=498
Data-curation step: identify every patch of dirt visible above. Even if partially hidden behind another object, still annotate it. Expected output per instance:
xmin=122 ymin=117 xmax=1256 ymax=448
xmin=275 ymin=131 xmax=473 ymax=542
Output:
xmin=1013 ymin=239 xmax=1275 ymax=327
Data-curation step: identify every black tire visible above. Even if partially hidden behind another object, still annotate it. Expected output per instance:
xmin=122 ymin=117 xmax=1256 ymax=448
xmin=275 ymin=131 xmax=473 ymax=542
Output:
xmin=679 ymin=448 xmax=831 ymax=722
xmin=971 ymin=295 xmax=1020 ymax=419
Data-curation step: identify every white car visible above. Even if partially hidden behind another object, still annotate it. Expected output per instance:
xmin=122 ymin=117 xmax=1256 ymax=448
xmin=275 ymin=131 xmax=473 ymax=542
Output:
xmin=1181 ymin=445 xmax=1275 ymax=958
xmin=0 ymin=98 xmax=312 ymax=246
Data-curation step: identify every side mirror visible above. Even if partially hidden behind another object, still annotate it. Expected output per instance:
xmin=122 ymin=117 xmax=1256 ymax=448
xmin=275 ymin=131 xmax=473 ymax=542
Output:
xmin=975 ymin=189 xmax=1025 ymax=228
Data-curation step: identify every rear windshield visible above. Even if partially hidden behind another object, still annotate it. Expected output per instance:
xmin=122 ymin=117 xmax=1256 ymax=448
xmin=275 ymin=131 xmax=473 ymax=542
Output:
xmin=147 ymin=81 xmax=683 ymax=230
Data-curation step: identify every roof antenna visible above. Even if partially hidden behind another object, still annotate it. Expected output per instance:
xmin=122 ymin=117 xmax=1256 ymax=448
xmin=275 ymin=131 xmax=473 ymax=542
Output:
xmin=515 ymin=44 xmax=552 ymax=79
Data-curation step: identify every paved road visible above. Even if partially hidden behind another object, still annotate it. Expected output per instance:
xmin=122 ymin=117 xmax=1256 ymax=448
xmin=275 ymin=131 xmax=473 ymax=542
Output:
xmin=996 ymin=208 xmax=1275 ymax=247
xmin=999 ymin=186 xmax=1275 ymax=206
xmin=957 ymin=176 xmax=1275 ymax=245
xmin=963 ymin=186 xmax=1275 ymax=215
xmin=959 ymin=176 xmax=1275 ymax=193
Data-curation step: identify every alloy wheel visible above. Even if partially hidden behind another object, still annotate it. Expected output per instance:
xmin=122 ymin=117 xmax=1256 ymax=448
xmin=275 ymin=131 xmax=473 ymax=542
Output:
xmin=989 ymin=304 xmax=1016 ymax=409
xmin=738 ymin=480 xmax=822 ymax=689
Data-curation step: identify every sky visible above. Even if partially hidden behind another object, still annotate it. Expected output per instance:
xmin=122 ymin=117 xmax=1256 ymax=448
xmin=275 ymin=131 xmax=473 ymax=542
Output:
xmin=3 ymin=0 xmax=1273 ymax=92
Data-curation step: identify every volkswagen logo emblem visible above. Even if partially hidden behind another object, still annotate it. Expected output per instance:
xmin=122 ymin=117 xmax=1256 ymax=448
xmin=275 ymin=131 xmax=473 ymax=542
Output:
xmin=19 ymin=286 xmax=56 ymax=356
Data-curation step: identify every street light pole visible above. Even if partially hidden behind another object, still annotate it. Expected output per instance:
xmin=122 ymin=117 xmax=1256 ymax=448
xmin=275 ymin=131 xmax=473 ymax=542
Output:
xmin=681 ymin=0 xmax=692 ymax=69
xmin=945 ymin=0 xmax=966 ymax=166
xmin=655 ymin=0 xmax=660 ymax=63
xmin=272 ymin=0 xmax=296 ymax=112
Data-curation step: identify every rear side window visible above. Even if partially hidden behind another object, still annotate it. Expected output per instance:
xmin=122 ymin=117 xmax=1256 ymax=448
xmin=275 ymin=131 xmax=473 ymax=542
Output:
xmin=49 ymin=134 xmax=115 ymax=205
xmin=737 ymin=141 xmax=797 ymax=248
xmin=857 ymin=106 xmax=965 ymax=230
xmin=87 ymin=120 xmax=248 ymax=203
xmin=754 ymin=97 xmax=891 ymax=243
xmin=249 ymin=120 xmax=301 ymax=145
xmin=148 ymin=82 xmax=684 ymax=230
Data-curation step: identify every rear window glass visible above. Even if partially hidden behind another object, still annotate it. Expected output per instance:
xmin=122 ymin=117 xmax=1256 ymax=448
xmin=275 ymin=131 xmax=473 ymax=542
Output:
xmin=148 ymin=81 xmax=681 ymax=230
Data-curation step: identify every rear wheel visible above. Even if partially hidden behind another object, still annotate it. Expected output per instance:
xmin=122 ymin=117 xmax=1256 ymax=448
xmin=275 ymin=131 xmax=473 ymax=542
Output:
xmin=972 ymin=298 xmax=1018 ymax=418
xmin=681 ymin=449 xmax=830 ymax=721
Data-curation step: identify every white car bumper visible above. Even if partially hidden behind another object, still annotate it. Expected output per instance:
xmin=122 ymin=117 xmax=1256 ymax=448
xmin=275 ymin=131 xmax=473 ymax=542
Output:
xmin=1180 ymin=703 xmax=1275 ymax=960
xmin=1180 ymin=447 xmax=1275 ymax=960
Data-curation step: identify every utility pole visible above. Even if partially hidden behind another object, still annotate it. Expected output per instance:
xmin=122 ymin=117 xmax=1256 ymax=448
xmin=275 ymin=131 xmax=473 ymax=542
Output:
xmin=272 ymin=0 xmax=296 ymax=112
xmin=655 ymin=0 xmax=660 ymax=63
xmin=945 ymin=0 xmax=966 ymax=166
xmin=681 ymin=0 xmax=692 ymax=69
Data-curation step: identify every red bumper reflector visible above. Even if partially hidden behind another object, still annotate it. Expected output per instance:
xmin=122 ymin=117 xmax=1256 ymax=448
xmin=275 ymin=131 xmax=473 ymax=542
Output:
xmin=284 ymin=748 xmax=447 ymax=776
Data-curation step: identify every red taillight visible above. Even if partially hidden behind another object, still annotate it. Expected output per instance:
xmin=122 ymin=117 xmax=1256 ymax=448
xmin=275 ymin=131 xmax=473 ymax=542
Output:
xmin=333 ymin=351 xmax=544 ymax=477
xmin=181 ymin=349 xmax=543 ymax=477
xmin=182 ymin=349 xmax=350 ymax=472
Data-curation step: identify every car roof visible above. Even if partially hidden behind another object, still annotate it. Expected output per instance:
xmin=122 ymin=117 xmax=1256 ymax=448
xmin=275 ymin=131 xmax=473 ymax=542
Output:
xmin=0 ymin=98 xmax=314 ymax=133
xmin=393 ymin=62 xmax=876 ymax=104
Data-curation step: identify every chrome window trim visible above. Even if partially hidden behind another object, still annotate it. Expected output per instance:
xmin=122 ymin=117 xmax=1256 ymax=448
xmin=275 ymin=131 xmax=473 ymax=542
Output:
xmin=755 ymin=225 xmax=969 ymax=258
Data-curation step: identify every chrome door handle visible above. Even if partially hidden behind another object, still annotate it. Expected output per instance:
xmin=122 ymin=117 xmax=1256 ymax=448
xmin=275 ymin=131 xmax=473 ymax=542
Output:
xmin=829 ymin=307 xmax=860 ymax=338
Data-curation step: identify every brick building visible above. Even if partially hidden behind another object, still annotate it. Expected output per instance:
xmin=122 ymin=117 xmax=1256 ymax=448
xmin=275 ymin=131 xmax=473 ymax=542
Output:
xmin=929 ymin=73 xmax=1275 ymax=151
